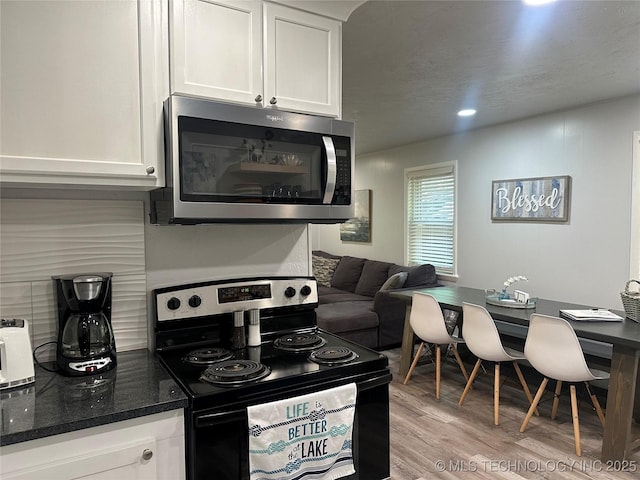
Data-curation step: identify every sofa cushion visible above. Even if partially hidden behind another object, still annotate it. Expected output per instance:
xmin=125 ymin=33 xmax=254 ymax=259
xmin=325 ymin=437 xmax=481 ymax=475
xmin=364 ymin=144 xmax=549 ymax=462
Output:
xmin=317 ymin=286 xmax=370 ymax=304
xmin=330 ymin=256 xmax=366 ymax=293
xmin=315 ymin=301 xmax=379 ymax=333
xmin=317 ymin=285 xmax=344 ymax=296
xmin=355 ymin=260 xmax=393 ymax=297
xmin=389 ymin=263 xmax=438 ymax=288
xmin=379 ymin=271 xmax=408 ymax=291
xmin=320 ymin=292 xmax=372 ymax=304
xmin=312 ymin=254 xmax=340 ymax=287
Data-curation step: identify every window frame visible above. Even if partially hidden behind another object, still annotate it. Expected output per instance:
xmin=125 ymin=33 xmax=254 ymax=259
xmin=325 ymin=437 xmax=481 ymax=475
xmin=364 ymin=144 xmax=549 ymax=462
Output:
xmin=631 ymin=131 xmax=640 ymax=280
xmin=403 ymin=161 xmax=458 ymax=280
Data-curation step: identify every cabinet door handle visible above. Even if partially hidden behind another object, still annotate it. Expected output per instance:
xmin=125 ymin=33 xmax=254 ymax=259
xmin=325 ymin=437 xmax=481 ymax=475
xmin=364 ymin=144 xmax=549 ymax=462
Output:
xmin=269 ymin=97 xmax=277 ymax=105
xmin=145 ymin=166 xmax=155 ymax=175
xmin=142 ymin=449 xmax=154 ymax=461
xmin=254 ymin=94 xmax=262 ymax=103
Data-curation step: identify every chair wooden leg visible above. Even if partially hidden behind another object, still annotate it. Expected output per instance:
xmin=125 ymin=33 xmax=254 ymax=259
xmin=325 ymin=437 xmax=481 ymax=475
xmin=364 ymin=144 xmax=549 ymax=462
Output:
xmin=585 ymin=382 xmax=606 ymax=428
xmin=569 ymin=385 xmax=582 ymax=457
xmin=520 ymin=377 xmax=548 ymax=433
xmin=403 ymin=342 xmax=424 ymax=385
xmin=435 ymin=345 xmax=441 ymax=400
xmin=459 ymin=358 xmax=482 ymax=406
xmin=451 ymin=345 xmax=469 ymax=382
xmin=570 ymin=384 xmax=582 ymax=456
xmin=494 ymin=363 xmax=501 ymax=425
xmin=513 ymin=361 xmax=539 ymax=416
xmin=551 ymin=380 xmax=562 ymax=420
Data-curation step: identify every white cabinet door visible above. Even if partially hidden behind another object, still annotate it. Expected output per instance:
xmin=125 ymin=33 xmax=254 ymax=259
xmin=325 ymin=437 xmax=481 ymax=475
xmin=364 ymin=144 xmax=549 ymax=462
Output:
xmin=170 ymin=0 xmax=263 ymax=105
xmin=264 ymin=2 xmax=341 ymax=117
xmin=0 ymin=410 xmax=185 ymax=480
xmin=2 ymin=439 xmax=157 ymax=480
xmin=0 ymin=0 xmax=166 ymax=189
xmin=170 ymin=0 xmax=341 ymax=117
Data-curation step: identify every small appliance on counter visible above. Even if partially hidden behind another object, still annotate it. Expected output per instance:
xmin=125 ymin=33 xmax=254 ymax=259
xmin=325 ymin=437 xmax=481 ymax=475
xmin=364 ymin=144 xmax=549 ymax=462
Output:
xmin=53 ymin=273 xmax=116 ymax=376
xmin=0 ymin=318 xmax=35 ymax=390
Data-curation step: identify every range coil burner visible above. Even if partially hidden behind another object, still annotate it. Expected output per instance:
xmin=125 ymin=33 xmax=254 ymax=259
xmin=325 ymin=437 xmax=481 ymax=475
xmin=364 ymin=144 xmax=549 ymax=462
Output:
xmin=273 ymin=332 xmax=326 ymax=353
xmin=183 ymin=347 xmax=233 ymax=366
xmin=200 ymin=360 xmax=271 ymax=386
xmin=309 ymin=346 xmax=359 ymax=365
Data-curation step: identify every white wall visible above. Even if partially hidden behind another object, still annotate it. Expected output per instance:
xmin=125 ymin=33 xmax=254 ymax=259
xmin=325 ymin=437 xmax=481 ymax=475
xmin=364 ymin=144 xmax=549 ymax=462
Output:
xmin=0 ymin=192 xmax=313 ymax=354
xmin=145 ymin=222 xmax=311 ymax=290
xmin=314 ymin=95 xmax=640 ymax=309
xmin=0 ymin=198 xmax=148 ymax=360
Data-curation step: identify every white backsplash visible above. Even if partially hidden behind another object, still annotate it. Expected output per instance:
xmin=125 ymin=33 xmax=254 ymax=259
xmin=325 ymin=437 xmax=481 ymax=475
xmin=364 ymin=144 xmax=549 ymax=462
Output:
xmin=0 ymin=198 xmax=147 ymax=362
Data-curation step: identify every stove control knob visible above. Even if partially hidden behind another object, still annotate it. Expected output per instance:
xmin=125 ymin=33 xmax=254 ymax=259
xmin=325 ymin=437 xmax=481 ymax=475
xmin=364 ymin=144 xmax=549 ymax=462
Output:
xmin=300 ymin=285 xmax=312 ymax=296
xmin=284 ymin=287 xmax=296 ymax=298
xmin=188 ymin=295 xmax=202 ymax=308
xmin=167 ymin=297 xmax=181 ymax=310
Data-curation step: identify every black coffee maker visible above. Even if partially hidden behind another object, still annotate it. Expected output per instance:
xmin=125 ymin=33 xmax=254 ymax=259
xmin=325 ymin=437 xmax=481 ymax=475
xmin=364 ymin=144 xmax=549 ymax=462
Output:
xmin=54 ymin=273 xmax=116 ymax=376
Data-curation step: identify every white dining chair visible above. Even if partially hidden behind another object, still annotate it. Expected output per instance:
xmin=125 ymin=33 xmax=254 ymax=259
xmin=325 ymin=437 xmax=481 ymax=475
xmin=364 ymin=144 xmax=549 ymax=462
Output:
xmin=519 ymin=313 xmax=608 ymax=456
xmin=403 ymin=292 xmax=469 ymax=400
xmin=458 ymin=302 xmax=538 ymax=425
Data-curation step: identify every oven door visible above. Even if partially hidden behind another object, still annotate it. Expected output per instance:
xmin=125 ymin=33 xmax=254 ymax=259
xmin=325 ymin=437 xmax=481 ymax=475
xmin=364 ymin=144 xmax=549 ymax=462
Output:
xmin=188 ymin=370 xmax=391 ymax=480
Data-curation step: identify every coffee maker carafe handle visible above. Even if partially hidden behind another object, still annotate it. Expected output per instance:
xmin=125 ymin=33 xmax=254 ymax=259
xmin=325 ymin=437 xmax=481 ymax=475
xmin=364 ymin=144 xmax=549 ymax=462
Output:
xmin=78 ymin=316 xmax=91 ymax=358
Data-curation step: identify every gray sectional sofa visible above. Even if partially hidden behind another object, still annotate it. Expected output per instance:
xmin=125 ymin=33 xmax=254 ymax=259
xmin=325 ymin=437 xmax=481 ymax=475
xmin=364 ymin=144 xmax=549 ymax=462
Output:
xmin=312 ymin=250 xmax=439 ymax=350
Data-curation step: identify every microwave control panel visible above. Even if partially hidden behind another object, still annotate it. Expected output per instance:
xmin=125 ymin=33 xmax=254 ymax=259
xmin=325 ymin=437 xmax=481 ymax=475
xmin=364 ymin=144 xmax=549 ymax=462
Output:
xmin=332 ymin=136 xmax=352 ymax=205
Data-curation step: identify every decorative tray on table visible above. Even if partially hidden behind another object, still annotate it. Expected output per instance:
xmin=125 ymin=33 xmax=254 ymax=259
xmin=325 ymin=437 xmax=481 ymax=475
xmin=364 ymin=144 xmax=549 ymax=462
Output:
xmin=485 ymin=290 xmax=537 ymax=309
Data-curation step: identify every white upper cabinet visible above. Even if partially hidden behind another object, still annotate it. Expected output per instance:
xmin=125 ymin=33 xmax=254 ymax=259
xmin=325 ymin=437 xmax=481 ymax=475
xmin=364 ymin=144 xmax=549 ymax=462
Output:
xmin=170 ymin=0 xmax=263 ymax=106
xmin=0 ymin=0 xmax=166 ymax=189
xmin=170 ymin=0 xmax=342 ymax=117
xmin=263 ymin=2 xmax=340 ymax=117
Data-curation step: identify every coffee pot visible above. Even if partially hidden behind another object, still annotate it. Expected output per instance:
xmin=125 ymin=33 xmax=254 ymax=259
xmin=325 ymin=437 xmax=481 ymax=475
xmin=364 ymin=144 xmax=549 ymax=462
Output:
xmin=54 ymin=273 xmax=116 ymax=376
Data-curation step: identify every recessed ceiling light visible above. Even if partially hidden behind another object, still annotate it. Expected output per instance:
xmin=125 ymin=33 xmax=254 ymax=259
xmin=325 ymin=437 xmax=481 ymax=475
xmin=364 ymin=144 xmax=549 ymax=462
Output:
xmin=522 ymin=0 xmax=556 ymax=6
xmin=458 ymin=109 xmax=476 ymax=117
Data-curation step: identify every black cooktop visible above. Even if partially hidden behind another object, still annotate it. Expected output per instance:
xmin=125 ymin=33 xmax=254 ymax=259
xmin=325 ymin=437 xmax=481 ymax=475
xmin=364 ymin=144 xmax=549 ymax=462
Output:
xmin=157 ymin=330 xmax=388 ymax=410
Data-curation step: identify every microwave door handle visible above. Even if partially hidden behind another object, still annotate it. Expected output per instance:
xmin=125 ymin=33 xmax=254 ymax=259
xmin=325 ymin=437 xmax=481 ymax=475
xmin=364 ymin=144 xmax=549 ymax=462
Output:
xmin=322 ymin=136 xmax=337 ymax=204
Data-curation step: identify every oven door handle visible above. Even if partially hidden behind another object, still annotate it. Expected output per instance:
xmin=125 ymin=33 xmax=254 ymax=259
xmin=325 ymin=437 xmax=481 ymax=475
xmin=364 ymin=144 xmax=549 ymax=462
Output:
xmin=196 ymin=408 xmax=247 ymax=427
xmin=194 ymin=370 xmax=392 ymax=428
xmin=357 ymin=371 xmax=393 ymax=392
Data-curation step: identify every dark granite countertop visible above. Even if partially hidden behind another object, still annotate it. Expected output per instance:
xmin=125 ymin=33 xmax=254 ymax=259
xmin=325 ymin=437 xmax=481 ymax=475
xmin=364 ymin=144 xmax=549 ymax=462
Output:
xmin=0 ymin=349 xmax=187 ymax=447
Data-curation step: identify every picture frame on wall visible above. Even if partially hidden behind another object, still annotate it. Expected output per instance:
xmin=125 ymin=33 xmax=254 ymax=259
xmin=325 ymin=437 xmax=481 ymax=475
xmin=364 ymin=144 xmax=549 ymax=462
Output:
xmin=340 ymin=189 xmax=371 ymax=242
xmin=491 ymin=175 xmax=571 ymax=222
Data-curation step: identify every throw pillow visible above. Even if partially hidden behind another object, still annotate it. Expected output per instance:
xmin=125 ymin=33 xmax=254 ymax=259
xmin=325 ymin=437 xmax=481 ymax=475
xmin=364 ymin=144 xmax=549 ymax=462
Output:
xmin=330 ymin=256 xmax=366 ymax=293
xmin=312 ymin=255 xmax=340 ymax=287
xmin=379 ymin=271 xmax=408 ymax=291
xmin=389 ymin=263 xmax=438 ymax=288
xmin=312 ymin=250 xmax=342 ymax=260
xmin=355 ymin=260 xmax=393 ymax=297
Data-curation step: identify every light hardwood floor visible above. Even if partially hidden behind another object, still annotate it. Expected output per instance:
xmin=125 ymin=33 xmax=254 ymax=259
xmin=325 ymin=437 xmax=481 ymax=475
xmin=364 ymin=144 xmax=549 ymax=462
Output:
xmin=383 ymin=347 xmax=640 ymax=479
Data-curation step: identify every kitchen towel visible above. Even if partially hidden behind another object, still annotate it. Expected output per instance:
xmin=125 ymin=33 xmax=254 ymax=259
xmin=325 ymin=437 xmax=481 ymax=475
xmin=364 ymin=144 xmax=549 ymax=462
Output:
xmin=247 ymin=383 xmax=357 ymax=480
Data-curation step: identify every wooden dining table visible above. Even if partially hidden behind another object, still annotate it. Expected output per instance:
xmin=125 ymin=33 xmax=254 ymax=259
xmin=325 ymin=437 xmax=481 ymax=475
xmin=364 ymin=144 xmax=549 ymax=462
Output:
xmin=389 ymin=285 xmax=640 ymax=462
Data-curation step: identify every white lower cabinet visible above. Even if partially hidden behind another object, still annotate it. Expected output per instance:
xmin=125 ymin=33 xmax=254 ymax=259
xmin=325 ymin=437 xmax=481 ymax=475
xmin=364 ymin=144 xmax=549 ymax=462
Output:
xmin=0 ymin=410 xmax=185 ymax=480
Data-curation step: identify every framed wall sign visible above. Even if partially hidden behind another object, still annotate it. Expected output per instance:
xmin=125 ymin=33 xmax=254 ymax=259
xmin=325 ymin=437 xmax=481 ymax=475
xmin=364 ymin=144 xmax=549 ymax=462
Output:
xmin=491 ymin=175 xmax=571 ymax=222
xmin=340 ymin=189 xmax=371 ymax=242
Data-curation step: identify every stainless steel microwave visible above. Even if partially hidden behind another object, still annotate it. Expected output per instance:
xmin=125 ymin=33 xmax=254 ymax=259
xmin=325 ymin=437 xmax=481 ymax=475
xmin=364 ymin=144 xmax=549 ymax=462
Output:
xmin=150 ymin=95 xmax=354 ymax=224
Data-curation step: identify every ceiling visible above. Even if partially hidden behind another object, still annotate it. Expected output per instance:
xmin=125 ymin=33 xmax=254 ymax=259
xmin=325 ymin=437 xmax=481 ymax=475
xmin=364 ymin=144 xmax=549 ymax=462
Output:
xmin=342 ymin=0 xmax=640 ymax=155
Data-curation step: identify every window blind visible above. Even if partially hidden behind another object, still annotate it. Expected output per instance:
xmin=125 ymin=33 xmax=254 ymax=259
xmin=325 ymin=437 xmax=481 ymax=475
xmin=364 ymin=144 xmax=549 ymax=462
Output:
xmin=406 ymin=165 xmax=455 ymax=275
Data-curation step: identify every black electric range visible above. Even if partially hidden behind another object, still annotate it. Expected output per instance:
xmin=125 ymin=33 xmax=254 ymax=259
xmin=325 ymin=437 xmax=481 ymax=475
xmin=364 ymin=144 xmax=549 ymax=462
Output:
xmin=153 ymin=276 xmax=391 ymax=480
